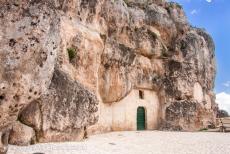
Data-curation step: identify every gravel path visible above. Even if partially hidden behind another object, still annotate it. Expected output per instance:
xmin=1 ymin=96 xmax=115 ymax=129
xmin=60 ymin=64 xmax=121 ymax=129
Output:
xmin=8 ymin=131 xmax=230 ymax=154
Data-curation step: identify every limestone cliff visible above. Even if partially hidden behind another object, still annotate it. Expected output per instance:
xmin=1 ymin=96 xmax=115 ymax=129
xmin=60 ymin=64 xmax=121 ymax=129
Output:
xmin=0 ymin=0 xmax=216 ymax=153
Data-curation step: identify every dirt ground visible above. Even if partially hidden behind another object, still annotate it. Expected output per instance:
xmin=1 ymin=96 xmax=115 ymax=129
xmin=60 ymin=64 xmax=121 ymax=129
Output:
xmin=8 ymin=131 xmax=230 ymax=154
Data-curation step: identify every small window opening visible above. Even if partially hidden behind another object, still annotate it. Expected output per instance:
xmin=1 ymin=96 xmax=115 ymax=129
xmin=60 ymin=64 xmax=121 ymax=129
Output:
xmin=139 ymin=90 xmax=144 ymax=99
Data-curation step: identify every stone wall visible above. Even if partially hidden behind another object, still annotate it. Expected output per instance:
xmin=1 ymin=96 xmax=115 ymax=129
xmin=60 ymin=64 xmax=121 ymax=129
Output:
xmin=88 ymin=89 xmax=160 ymax=134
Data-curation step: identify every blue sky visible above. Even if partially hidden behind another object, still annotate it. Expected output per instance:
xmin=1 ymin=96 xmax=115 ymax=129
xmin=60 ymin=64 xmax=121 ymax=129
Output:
xmin=169 ymin=0 xmax=230 ymax=112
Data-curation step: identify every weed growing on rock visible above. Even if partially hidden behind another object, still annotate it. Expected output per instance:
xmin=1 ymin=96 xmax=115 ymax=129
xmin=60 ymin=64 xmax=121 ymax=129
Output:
xmin=67 ymin=47 xmax=76 ymax=61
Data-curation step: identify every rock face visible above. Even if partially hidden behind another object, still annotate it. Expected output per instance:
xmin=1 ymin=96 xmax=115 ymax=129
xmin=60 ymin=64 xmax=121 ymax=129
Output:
xmin=0 ymin=0 xmax=217 ymax=152
xmin=36 ymin=69 xmax=98 ymax=142
xmin=8 ymin=121 xmax=35 ymax=146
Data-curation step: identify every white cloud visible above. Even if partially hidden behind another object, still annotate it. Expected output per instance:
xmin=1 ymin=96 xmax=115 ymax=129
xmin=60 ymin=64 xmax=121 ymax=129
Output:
xmin=223 ymin=81 xmax=230 ymax=87
xmin=216 ymin=92 xmax=230 ymax=113
xmin=206 ymin=0 xmax=212 ymax=2
xmin=190 ymin=9 xmax=198 ymax=15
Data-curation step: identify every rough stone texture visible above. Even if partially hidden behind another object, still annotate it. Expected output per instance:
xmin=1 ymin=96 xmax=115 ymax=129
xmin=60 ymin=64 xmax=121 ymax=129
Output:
xmin=36 ymin=69 xmax=99 ymax=142
xmin=0 ymin=0 xmax=217 ymax=151
xmin=8 ymin=121 xmax=35 ymax=146
xmin=163 ymin=100 xmax=216 ymax=131
xmin=0 ymin=126 xmax=11 ymax=154
xmin=0 ymin=1 xmax=60 ymax=130
xmin=18 ymin=101 xmax=41 ymax=132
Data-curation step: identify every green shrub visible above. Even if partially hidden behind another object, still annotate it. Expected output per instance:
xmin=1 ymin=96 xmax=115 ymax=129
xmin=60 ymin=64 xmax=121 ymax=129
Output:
xmin=199 ymin=128 xmax=208 ymax=131
xmin=67 ymin=47 xmax=76 ymax=61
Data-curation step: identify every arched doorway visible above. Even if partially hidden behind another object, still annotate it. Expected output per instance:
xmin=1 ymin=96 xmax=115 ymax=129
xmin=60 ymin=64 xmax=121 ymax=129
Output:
xmin=137 ymin=107 xmax=146 ymax=130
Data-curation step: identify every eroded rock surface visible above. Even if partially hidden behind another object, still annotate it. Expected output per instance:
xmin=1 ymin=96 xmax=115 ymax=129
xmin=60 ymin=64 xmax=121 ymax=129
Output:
xmin=8 ymin=121 xmax=35 ymax=146
xmin=37 ymin=69 xmax=98 ymax=142
xmin=0 ymin=0 xmax=217 ymax=151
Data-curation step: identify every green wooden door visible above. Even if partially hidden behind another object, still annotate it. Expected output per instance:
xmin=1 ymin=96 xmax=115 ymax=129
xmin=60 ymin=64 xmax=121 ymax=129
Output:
xmin=137 ymin=107 xmax=146 ymax=130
